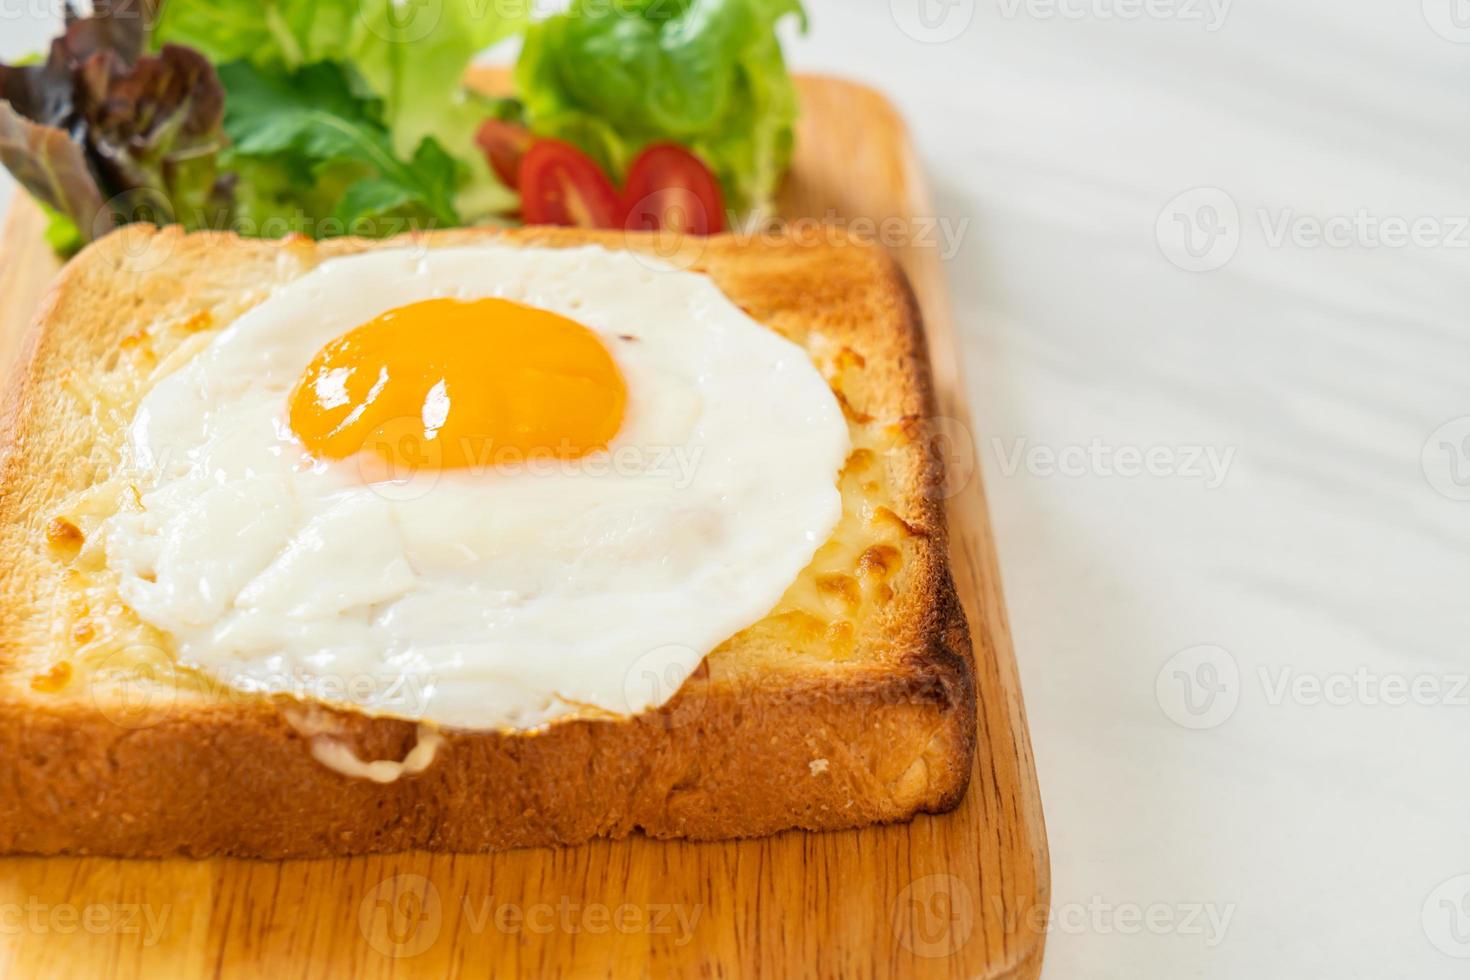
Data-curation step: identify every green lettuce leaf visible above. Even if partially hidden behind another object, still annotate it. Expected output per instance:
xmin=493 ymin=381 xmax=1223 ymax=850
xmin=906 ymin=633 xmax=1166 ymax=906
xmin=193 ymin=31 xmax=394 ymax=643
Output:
xmin=515 ymin=0 xmax=804 ymax=215
xmin=153 ymin=0 xmax=528 ymax=220
xmin=40 ymin=201 xmax=85 ymax=256
xmin=149 ymin=0 xmax=356 ymax=69
xmin=352 ymin=0 xmax=527 ymax=220
xmin=217 ymin=59 xmax=459 ymax=235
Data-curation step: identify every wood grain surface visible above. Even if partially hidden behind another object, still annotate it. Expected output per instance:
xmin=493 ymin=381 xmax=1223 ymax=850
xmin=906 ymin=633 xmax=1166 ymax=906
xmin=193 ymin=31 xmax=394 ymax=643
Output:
xmin=0 ymin=74 xmax=1048 ymax=979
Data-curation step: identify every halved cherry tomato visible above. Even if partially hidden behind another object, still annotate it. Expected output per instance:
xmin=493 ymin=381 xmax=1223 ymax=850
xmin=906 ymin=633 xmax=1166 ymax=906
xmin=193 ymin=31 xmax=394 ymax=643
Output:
xmin=475 ymin=118 xmax=534 ymax=191
xmin=518 ymin=139 xmax=624 ymax=229
xmin=622 ymin=144 xmax=726 ymax=236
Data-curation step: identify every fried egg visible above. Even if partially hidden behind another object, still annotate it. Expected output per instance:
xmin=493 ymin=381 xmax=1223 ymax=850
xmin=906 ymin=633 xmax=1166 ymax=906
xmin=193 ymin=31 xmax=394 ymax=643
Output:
xmin=101 ymin=244 xmax=850 ymax=731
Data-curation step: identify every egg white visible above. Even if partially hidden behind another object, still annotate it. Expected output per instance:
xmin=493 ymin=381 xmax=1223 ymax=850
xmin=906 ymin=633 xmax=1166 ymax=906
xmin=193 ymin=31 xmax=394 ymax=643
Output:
xmin=102 ymin=244 xmax=850 ymax=731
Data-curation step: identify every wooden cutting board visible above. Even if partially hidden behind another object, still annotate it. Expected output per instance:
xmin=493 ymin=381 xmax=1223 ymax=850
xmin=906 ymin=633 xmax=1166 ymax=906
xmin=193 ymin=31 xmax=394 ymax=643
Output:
xmin=0 ymin=73 xmax=1048 ymax=979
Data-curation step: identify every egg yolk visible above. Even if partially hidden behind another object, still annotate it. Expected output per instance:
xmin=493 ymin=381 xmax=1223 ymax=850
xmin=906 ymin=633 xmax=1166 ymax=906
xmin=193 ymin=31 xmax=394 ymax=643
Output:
xmin=288 ymin=298 xmax=627 ymax=471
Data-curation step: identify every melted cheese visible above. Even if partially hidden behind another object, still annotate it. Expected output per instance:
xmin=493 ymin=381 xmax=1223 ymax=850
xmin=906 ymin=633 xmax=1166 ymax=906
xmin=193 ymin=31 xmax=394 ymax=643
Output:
xmin=29 ymin=251 xmax=925 ymax=776
xmin=309 ymin=725 xmax=445 ymax=784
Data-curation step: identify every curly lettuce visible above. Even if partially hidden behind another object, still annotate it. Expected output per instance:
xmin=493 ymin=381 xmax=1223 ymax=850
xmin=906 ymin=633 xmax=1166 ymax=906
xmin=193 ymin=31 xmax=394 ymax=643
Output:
xmin=152 ymin=0 xmax=529 ymax=223
xmin=515 ymin=0 xmax=805 ymax=216
xmin=0 ymin=8 xmax=230 ymax=245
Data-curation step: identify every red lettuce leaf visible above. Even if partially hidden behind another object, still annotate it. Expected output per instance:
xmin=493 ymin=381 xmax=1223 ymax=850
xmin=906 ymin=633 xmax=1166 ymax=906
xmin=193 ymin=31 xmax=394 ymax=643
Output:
xmin=62 ymin=0 xmax=152 ymax=65
xmin=78 ymin=44 xmax=230 ymax=228
xmin=0 ymin=100 xmax=109 ymax=237
xmin=0 ymin=2 xmax=228 ymax=244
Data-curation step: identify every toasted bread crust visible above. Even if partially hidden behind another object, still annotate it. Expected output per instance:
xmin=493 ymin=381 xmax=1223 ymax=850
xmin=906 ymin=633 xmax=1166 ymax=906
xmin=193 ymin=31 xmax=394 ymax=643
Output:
xmin=0 ymin=225 xmax=974 ymax=857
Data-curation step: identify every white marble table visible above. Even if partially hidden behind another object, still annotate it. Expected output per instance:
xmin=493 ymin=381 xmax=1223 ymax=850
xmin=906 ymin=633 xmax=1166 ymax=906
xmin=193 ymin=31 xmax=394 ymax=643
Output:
xmin=4 ymin=2 xmax=1469 ymax=976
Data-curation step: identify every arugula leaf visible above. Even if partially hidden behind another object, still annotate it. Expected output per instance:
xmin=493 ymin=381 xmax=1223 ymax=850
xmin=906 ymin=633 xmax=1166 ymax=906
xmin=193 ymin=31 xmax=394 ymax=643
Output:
xmin=218 ymin=59 xmax=459 ymax=234
xmin=515 ymin=0 xmax=805 ymax=215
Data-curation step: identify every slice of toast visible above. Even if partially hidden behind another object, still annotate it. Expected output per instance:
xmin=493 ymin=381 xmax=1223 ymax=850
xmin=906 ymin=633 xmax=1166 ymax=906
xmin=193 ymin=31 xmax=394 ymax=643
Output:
xmin=0 ymin=224 xmax=974 ymax=858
